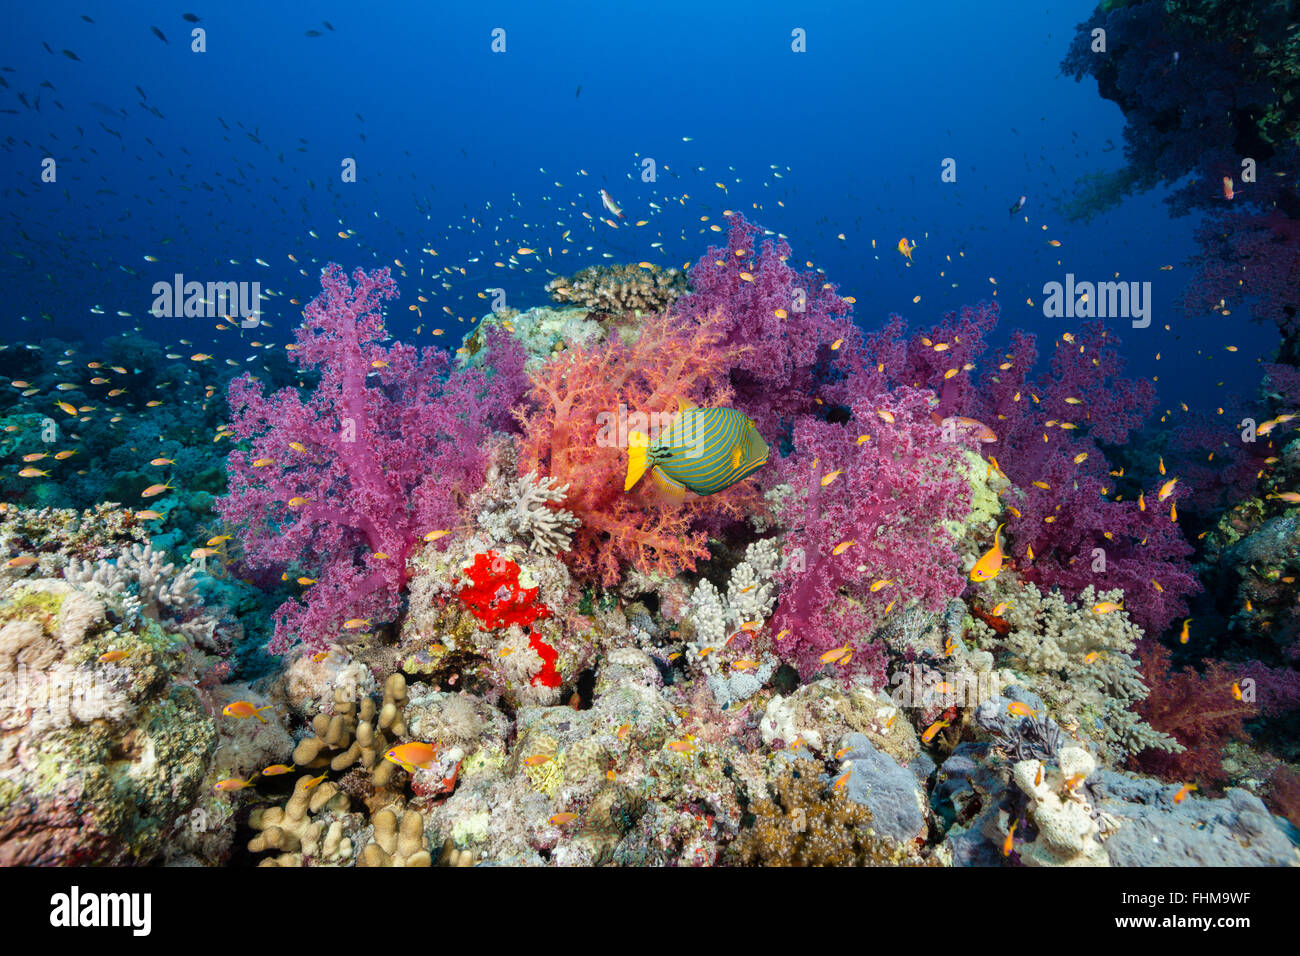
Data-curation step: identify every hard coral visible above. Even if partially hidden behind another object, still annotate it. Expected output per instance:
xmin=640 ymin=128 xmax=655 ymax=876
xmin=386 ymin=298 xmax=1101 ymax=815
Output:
xmin=729 ymin=767 xmax=930 ymax=866
xmin=545 ymin=263 xmax=687 ymax=318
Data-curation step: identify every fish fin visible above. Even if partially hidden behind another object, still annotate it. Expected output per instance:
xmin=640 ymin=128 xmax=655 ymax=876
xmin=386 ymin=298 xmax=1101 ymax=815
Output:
xmin=731 ymin=445 xmax=744 ymax=471
xmin=676 ymin=396 xmax=697 ymax=413
xmin=650 ymin=466 xmax=688 ymax=505
xmin=625 ymin=430 xmax=651 ymax=491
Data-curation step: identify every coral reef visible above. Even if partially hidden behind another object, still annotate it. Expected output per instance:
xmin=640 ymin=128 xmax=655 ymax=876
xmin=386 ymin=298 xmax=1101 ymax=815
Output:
xmin=545 ymin=263 xmax=687 ymax=318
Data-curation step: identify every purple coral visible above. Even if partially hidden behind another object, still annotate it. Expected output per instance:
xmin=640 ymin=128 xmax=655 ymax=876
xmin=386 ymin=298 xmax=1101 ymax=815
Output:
xmin=770 ymin=385 xmax=971 ymax=680
xmin=217 ymin=264 xmax=526 ymax=653
xmin=673 ymin=213 xmax=861 ymax=440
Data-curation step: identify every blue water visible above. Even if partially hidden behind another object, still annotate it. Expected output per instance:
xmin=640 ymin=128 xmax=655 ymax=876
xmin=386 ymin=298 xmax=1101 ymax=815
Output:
xmin=0 ymin=0 xmax=1277 ymax=408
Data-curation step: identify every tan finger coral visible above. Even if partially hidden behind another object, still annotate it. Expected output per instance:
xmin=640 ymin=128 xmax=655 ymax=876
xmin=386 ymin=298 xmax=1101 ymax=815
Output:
xmin=358 ymin=806 xmax=431 ymax=866
xmin=247 ymin=774 xmax=354 ymax=866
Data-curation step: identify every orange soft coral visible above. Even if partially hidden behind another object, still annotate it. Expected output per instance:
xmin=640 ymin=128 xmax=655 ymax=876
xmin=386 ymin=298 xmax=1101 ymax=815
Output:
xmin=515 ymin=309 xmax=764 ymax=586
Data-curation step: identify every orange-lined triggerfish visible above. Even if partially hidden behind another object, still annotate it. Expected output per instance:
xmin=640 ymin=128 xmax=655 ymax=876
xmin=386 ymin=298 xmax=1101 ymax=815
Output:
xmin=625 ymin=399 xmax=769 ymax=503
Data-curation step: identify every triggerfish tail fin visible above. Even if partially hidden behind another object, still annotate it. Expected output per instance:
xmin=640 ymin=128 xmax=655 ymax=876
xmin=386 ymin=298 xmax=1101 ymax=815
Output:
xmin=625 ymin=430 xmax=651 ymax=491
xmin=650 ymin=466 xmax=689 ymax=506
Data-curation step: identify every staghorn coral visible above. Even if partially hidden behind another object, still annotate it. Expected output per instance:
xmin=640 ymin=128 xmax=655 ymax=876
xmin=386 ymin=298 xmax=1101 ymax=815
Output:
xmin=545 ymin=263 xmax=687 ymax=318
xmin=729 ymin=766 xmax=932 ymax=866
xmin=971 ymin=581 xmax=1179 ymax=763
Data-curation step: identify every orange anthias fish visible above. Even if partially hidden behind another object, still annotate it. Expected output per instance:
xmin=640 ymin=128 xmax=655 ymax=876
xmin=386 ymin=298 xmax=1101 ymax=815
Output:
xmin=1002 ymin=820 xmax=1017 ymax=857
xmin=897 ymin=237 xmax=915 ymax=262
xmin=214 ymin=775 xmax=258 ymax=792
xmin=666 ymin=734 xmax=699 ymax=754
xmin=969 ymin=523 xmax=1005 ymax=582
xmin=819 ymin=644 xmax=853 ymax=665
xmin=385 ymin=742 xmax=440 ymax=772
xmin=261 ymin=763 xmax=296 ymax=776
xmin=222 ymin=700 xmax=272 ymax=723
xmin=1173 ymin=783 xmax=1198 ymax=804
xmin=921 ymin=719 xmax=950 ymax=745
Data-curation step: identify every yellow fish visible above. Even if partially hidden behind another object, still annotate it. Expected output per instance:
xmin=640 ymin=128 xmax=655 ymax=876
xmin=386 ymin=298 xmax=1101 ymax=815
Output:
xmin=1091 ymin=601 xmax=1123 ymax=615
xmin=969 ymin=523 xmax=1005 ymax=582
xmin=384 ymin=742 xmax=439 ymax=772
xmin=222 ymin=700 xmax=272 ymax=723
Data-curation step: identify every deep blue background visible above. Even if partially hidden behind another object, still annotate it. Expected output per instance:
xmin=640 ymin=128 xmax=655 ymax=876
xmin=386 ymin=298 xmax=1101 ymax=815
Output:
xmin=0 ymin=0 xmax=1278 ymax=411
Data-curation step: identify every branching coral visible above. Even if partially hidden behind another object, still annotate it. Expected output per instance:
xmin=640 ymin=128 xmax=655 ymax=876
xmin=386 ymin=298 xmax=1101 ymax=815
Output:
xmin=545 ymin=263 xmax=687 ymax=317
xmin=971 ymin=581 xmax=1179 ymax=763
xmin=684 ymin=539 xmax=781 ymax=706
xmin=247 ymin=773 xmax=356 ymax=866
xmin=66 ymin=543 xmax=231 ymax=654
xmin=476 ymin=470 xmax=579 ymax=556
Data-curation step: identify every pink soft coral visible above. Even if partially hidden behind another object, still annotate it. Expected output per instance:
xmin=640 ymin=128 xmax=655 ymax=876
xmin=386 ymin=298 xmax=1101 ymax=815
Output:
xmin=674 ymin=214 xmax=861 ymax=440
xmin=514 ymin=309 xmax=764 ymax=587
xmin=218 ymin=264 xmax=526 ymax=653
xmin=770 ymin=385 xmax=971 ymax=680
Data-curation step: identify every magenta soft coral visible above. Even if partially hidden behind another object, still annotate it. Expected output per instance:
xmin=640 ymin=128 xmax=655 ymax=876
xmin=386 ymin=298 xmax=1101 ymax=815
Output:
xmin=963 ymin=321 xmax=1196 ymax=636
xmin=769 ymin=385 xmax=971 ymax=680
xmin=217 ymin=264 xmax=526 ymax=653
xmin=674 ymin=213 xmax=861 ymax=439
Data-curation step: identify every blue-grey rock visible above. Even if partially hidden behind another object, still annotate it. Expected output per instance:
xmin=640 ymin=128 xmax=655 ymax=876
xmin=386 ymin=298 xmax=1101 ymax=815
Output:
xmin=1094 ymin=771 xmax=1300 ymax=867
xmin=837 ymin=733 xmax=926 ymax=844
